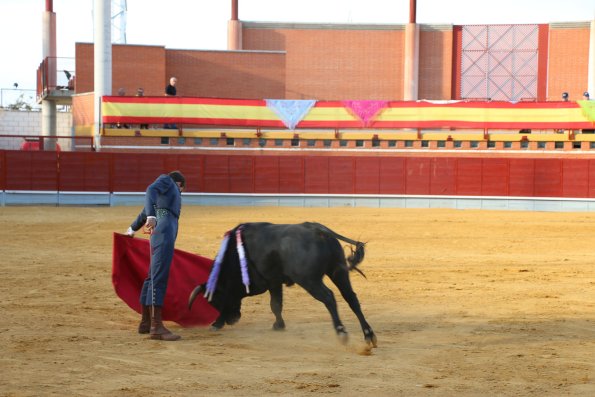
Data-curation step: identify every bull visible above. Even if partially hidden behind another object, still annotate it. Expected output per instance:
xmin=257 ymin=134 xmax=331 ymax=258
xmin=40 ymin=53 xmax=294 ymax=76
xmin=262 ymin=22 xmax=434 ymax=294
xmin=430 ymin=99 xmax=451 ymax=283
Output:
xmin=188 ymin=222 xmax=377 ymax=347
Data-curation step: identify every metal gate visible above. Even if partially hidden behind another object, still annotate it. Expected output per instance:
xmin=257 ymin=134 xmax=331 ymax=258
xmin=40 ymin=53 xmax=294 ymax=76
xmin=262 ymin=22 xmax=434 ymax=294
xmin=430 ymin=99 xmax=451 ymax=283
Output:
xmin=461 ymin=24 xmax=539 ymax=101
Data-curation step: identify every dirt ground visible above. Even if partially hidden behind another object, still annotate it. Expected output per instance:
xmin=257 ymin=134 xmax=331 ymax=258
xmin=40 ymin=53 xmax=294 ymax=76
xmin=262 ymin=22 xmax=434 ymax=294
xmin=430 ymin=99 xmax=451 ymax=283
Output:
xmin=1 ymin=205 xmax=594 ymax=396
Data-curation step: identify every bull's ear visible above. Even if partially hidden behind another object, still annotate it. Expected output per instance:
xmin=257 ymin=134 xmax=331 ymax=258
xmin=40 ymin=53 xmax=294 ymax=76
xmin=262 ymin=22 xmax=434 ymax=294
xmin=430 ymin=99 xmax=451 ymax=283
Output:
xmin=188 ymin=284 xmax=204 ymax=310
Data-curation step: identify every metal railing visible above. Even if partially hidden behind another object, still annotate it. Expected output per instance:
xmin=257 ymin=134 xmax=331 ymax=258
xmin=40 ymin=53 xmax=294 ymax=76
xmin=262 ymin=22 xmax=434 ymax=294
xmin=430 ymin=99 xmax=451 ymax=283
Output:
xmin=36 ymin=56 xmax=75 ymax=102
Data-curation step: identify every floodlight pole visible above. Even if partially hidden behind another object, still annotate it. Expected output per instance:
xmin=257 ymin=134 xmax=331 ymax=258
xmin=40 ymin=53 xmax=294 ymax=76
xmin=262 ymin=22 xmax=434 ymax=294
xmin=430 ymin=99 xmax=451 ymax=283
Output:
xmin=42 ymin=0 xmax=58 ymax=150
xmin=93 ymin=0 xmax=112 ymax=151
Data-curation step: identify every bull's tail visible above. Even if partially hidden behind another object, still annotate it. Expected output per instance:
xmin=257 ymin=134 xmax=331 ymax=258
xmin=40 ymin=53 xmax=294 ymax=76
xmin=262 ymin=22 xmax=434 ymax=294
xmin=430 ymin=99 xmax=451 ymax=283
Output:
xmin=309 ymin=222 xmax=367 ymax=278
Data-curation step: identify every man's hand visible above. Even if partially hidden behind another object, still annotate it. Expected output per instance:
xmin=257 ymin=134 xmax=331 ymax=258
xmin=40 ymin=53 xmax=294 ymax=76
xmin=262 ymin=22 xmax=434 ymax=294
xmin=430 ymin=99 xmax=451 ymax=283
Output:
xmin=124 ymin=226 xmax=135 ymax=237
xmin=144 ymin=217 xmax=157 ymax=234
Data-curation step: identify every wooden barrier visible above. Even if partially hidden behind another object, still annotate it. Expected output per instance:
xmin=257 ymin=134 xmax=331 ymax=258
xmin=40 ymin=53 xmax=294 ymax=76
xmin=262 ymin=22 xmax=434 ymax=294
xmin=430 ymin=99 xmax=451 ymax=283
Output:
xmin=3 ymin=150 xmax=595 ymax=199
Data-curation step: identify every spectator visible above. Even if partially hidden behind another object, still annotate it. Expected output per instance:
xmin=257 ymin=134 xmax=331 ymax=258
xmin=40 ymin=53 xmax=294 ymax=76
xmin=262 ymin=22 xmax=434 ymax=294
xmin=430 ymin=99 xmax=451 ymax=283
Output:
xmin=562 ymin=92 xmax=569 ymax=102
xmin=165 ymin=77 xmax=177 ymax=96
xmin=164 ymin=77 xmax=177 ymax=128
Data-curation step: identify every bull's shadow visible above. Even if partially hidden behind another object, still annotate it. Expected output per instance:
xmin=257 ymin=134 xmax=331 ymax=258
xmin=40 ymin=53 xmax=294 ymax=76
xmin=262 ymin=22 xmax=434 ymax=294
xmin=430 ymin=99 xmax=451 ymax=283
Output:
xmin=189 ymin=222 xmax=377 ymax=348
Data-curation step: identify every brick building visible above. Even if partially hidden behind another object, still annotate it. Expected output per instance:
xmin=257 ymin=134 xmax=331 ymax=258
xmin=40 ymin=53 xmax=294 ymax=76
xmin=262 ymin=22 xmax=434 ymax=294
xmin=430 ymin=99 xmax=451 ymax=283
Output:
xmin=66 ymin=19 xmax=594 ymax=153
xmin=73 ymin=21 xmax=592 ymax=102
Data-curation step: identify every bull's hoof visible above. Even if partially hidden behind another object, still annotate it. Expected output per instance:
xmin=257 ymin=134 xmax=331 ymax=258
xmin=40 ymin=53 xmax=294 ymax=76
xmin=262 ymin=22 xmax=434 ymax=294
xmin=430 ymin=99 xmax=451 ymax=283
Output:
xmin=336 ymin=326 xmax=349 ymax=345
xmin=210 ymin=319 xmax=225 ymax=331
xmin=364 ymin=329 xmax=378 ymax=348
xmin=366 ymin=334 xmax=378 ymax=348
xmin=225 ymin=312 xmax=241 ymax=325
xmin=337 ymin=331 xmax=349 ymax=345
xmin=209 ymin=325 xmax=222 ymax=332
xmin=272 ymin=320 xmax=285 ymax=331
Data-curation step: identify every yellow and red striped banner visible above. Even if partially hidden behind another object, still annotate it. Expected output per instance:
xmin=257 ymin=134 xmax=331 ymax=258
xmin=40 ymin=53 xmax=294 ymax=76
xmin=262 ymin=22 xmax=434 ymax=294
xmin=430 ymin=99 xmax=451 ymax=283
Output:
xmin=101 ymin=96 xmax=594 ymax=129
xmin=373 ymin=101 xmax=592 ymax=129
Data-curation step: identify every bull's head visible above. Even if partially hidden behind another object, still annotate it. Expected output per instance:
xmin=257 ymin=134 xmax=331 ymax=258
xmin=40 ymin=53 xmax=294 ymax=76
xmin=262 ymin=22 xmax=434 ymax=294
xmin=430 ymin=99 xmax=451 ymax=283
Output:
xmin=188 ymin=230 xmax=249 ymax=329
xmin=188 ymin=282 xmax=243 ymax=329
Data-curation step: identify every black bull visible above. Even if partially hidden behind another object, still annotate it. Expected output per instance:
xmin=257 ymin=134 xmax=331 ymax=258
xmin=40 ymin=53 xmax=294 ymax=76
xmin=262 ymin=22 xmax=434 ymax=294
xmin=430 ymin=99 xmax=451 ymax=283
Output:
xmin=188 ymin=222 xmax=377 ymax=347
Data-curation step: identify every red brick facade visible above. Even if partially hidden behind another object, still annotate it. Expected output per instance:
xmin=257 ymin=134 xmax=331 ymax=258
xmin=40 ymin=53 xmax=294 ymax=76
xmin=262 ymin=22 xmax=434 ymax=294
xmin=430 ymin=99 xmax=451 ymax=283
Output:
xmin=73 ymin=21 xmax=591 ymax=102
xmin=419 ymin=25 xmax=453 ymax=100
xmin=243 ymin=25 xmax=407 ymax=100
xmin=165 ymin=49 xmax=286 ymax=99
xmin=547 ymin=22 xmax=591 ymax=101
xmin=75 ymin=44 xmax=166 ymax=96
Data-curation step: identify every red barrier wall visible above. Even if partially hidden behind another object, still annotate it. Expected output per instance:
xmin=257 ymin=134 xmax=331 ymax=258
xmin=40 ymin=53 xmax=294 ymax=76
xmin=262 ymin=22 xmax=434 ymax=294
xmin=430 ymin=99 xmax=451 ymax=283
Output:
xmin=59 ymin=152 xmax=112 ymax=192
xmin=2 ymin=150 xmax=595 ymax=199
xmin=0 ymin=151 xmax=5 ymax=191
xmin=4 ymin=151 xmax=58 ymax=191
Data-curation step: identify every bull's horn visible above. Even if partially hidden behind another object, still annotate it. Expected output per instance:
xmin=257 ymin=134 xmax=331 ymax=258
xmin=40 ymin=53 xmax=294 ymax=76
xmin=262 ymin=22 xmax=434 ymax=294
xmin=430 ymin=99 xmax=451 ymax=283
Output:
xmin=188 ymin=285 xmax=203 ymax=310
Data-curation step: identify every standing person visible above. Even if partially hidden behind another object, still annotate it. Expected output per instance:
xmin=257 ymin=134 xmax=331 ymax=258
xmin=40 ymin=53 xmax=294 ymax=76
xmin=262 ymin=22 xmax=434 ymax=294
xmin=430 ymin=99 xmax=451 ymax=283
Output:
xmin=125 ymin=171 xmax=186 ymax=341
xmin=165 ymin=77 xmax=177 ymax=96
xmin=164 ymin=77 xmax=177 ymax=128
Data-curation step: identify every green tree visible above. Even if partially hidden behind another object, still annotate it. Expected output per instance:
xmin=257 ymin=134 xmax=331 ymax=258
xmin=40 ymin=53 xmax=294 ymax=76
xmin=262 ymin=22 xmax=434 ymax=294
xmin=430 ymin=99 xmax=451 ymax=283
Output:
xmin=7 ymin=93 xmax=33 ymax=111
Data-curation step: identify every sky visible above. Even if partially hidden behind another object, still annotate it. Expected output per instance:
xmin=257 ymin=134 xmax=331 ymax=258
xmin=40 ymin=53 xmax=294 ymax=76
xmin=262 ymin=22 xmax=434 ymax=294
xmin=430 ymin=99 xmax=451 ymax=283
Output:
xmin=0 ymin=0 xmax=593 ymax=103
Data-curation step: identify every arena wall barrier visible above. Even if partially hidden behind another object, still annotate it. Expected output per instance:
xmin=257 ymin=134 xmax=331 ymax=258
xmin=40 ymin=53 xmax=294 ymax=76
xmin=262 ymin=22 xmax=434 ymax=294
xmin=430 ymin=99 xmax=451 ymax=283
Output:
xmin=3 ymin=150 xmax=595 ymax=211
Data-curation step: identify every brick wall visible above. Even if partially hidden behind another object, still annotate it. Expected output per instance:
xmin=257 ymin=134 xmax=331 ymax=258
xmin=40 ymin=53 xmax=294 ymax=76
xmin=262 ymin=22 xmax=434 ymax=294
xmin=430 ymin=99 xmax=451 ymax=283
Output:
xmin=72 ymin=21 xmax=593 ymax=106
xmin=75 ymin=43 xmax=166 ymax=96
xmin=419 ymin=25 xmax=453 ymax=100
xmin=165 ymin=49 xmax=285 ymax=99
xmin=244 ymin=23 xmax=407 ymax=100
xmin=547 ymin=22 xmax=590 ymax=101
xmin=113 ymin=44 xmax=167 ymax=96
xmin=75 ymin=43 xmax=94 ymax=94
xmin=76 ymin=43 xmax=285 ymax=99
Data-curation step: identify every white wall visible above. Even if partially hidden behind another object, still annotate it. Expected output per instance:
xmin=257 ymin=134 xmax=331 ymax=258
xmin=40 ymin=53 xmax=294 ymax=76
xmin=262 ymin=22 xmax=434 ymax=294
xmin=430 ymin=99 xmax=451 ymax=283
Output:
xmin=0 ymin=109 xmax=72 ymax=150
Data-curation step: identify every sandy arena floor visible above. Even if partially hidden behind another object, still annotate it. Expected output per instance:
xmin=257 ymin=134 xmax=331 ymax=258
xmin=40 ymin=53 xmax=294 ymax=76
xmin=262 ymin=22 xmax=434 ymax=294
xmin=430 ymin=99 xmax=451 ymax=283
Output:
xmin=0 ymin=205 xmax=594 ymax=396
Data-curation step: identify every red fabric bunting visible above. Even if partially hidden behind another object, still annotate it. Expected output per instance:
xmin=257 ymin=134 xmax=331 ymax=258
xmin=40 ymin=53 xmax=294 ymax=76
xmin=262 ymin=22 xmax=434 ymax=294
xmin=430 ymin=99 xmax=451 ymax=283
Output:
xmin=111 ymin=232 xmax=219 ymax=327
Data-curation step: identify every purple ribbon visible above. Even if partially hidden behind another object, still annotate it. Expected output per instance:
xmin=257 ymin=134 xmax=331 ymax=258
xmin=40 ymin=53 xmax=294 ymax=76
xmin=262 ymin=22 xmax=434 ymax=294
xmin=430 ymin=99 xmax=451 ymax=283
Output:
xmin=204 ymin=231 xmax=230 ymax=301
xmin=236 ymin=227 xmax=250 ymax=293
xmin=204 ymin=227 xmax=251 ymax=301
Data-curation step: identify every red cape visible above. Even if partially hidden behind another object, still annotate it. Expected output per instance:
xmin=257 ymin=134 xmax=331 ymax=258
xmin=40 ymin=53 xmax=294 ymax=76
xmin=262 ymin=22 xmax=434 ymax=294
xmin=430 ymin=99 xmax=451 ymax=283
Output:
xmin=112 ymin=232 xmax=219 ymax=327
